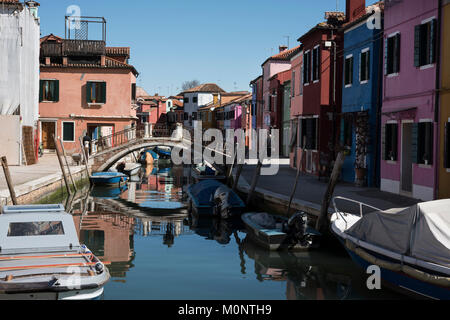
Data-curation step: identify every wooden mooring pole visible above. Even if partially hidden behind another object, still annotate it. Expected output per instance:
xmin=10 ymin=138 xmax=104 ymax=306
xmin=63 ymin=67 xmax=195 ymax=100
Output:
xmin=53 ymin=135 xmax=72 ymax=196
xmin=246 ymin=161 xmax=263 ymax=206
xmin=79 ymin=136 xmax=91 ymax=182
xmin=59 ymin=138 xmax=77 ymax=193
xmin=315 ymin=151 xmax=346 ymax=233
xmin=1 ymin=156 xmax=18 ymax=205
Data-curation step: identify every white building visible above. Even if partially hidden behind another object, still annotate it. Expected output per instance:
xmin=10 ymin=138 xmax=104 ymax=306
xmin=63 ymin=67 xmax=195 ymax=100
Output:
xmin=0 ymin=0 xmax=40 ymax=165
xmin=180 ymin=83 xmax=225 ymax=130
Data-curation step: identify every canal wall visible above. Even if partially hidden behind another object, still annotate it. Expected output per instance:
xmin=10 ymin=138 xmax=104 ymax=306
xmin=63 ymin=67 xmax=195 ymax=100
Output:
xmin=0 ymin=166 xmax=87 ymax=206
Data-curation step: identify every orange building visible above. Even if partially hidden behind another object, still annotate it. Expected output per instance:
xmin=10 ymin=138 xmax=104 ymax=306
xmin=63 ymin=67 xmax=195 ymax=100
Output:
xmin=38 ymin=34 xmax=139 ymax=154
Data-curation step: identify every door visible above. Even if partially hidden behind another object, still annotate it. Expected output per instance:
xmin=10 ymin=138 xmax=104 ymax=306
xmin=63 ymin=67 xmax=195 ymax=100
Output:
xmin=401 ymin=122 xmax=413 ymax=193
xmin=41 ymin=122 xmax=56 ymax=150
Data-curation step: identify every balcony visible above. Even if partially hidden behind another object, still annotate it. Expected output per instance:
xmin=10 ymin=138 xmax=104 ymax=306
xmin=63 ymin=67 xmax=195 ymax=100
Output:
xmin=41 ymin=40 xmax=106 ymax=57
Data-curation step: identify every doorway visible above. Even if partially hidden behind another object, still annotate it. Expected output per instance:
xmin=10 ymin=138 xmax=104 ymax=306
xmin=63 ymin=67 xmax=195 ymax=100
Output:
xmin=41 ymin=121 xmax=56 ymax=150
xmin=401 ymin=122 xmax=413 ymax=194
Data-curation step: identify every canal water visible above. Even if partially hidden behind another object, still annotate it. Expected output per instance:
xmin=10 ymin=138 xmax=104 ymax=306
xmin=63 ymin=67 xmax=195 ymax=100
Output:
xmin=39 ymin=162 xmax=404 ymax=300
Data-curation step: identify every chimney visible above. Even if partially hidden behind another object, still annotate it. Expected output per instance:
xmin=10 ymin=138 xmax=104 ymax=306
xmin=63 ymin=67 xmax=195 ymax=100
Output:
xmin=279 ymin=45 xmax=288 ymax=53
xmin=100 ymin=55 xmax=106 ymax=66
xmin=346 ymin=0 xmax=366 ymax=23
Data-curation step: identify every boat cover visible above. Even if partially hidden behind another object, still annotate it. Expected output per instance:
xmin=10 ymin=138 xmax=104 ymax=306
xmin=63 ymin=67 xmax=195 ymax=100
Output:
xmin=346 ymin=199 xmax=450 ymax=267
xmin=189 ymin=180 xmax=223 ymax=205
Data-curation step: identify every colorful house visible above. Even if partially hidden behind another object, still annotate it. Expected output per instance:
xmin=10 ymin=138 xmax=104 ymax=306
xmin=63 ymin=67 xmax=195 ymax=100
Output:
xmin=180 ymin=83 xmax=225 ymax=130
xmin=250 ymin=76 xmax=263 ymax=151
xmin=39 ymin=29 xmax=139 ymax=154
xmin=296 ymin=11 xmax=345 ymax=176
xmin=340 ymin=1 xmax=384 ymax=187
xmin=380 ymin=0 xmax=439 ymax=201
xmin=261 ymin=46 xmax=301 ymax=131
xmin=438 ymin=0 xmax=450 ymax=198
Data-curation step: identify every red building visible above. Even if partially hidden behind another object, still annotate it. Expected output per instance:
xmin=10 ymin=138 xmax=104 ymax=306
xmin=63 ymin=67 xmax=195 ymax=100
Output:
xmin=296 ymin=11 xmax=345 ymax=176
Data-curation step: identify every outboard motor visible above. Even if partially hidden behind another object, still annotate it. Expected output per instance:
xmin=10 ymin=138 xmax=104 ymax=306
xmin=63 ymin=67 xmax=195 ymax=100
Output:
xmin=282 ymin=211 xmax=312 ymax=246
xmin=212 ymin=185 xmax=233 ymax=219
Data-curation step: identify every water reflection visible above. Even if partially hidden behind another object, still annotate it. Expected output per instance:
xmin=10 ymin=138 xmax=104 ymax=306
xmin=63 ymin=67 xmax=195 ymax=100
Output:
xmin=50 ymin=163 xmax=405 ymax=300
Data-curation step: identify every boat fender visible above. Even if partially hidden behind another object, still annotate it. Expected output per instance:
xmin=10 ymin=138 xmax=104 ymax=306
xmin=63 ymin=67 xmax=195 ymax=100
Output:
xmin=95 ymin=263 xmax=104 ymax=274
xmin=346 ymin=240 xmax=404 ymax=272
xmin=402 ymin=265 xmax=450 ymax=287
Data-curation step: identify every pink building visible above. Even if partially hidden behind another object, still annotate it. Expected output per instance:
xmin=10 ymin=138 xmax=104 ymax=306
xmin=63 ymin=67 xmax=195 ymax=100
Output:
xmin=380 ymin=0 xmax=439 ymax=201
xmin=39 ymin=34 xmax=138 ymax=154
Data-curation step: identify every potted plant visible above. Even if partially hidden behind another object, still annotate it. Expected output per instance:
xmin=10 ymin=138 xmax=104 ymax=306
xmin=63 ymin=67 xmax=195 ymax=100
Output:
xmin=354 ymin=113 xmax=369 ymax=185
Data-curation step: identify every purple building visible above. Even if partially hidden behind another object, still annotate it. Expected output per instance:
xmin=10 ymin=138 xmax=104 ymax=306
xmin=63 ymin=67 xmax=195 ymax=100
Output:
xmin=380 ymin=0 xmax=439 ymax=201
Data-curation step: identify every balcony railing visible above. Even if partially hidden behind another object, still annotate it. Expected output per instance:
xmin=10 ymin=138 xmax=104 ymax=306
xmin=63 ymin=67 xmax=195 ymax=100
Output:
xmin=41 ymin=40 xmax=106 ymax=57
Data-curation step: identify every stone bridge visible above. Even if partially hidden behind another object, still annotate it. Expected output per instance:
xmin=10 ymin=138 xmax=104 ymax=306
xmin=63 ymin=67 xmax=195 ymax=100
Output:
xmin=86 ymin=124 xmax=191 ymax=172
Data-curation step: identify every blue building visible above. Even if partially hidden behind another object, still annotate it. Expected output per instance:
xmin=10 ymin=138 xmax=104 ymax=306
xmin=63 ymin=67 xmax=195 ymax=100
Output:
xmin=340 ymin=4 xmax=384 ymax=187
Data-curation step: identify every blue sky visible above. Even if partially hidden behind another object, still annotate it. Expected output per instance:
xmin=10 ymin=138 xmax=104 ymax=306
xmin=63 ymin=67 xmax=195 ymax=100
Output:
xmin=38 ymin=0 xmax=378 ymax=96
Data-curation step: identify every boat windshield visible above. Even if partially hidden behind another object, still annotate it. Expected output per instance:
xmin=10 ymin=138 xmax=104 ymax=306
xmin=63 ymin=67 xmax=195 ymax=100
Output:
xmin=7 ymin=221 xmax=65 ymax=237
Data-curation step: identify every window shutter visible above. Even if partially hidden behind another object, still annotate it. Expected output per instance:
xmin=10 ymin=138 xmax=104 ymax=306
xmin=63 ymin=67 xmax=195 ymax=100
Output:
xmin=411 ymin=123 xmax=419 ymax=164
xmin=395 ymin=34 xmax=401 ymax=73
xmin=381 ymin=124 xmax=386 ymax=160
xmin=300 ymin=63 xmax=303 ymax=95
xmin=101 ymin=82 xmax=107 ymax=103
xmin=430 ymin=19 xmax=437 ymax=64
xmin=392 ymin=124 xmax=398 ymax=161
xmin=54 ymin=80 xmax=59 ymax=102
xmin=292 ymin=71 xmax=295 ymax=97
xmin=39 ymin=80 xmax=43 ymax=102
xmin=86 ymin=82 xmax=92 ymax=103
xmin=359 ymin=53 xmax=362 ymax=82
xmin=426 ymin=123 xmax=434 ymax=165
xmin=366 ymin=51 xmax=370 ymax=80
xmin=414 ymin=25 xmax=421 ymax=67
xmin=340 ymin=118 xmax=345 ymax=146
xmin=384 ymin=38 xmax=388 ymax=75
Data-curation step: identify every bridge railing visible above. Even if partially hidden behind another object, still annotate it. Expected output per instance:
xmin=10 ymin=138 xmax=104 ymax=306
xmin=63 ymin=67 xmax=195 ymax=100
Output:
xmin=90 ymin=124 xmax=178 ymax=155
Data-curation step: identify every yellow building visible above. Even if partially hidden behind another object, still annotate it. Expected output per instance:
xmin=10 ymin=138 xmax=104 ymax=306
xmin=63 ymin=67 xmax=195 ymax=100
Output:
xmin=438 ymin=0 xmax=450 ymax=198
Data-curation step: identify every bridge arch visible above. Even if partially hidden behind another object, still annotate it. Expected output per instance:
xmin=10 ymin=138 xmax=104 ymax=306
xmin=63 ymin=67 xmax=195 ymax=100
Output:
xmin=93 ymin=140 xmax=189 ymax=172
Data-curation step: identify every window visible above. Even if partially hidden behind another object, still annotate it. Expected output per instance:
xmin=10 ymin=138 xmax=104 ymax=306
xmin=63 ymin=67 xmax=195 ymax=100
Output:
xmin=360 ymin=50 xmax=370 ymax=82
xmin=192 ymin=112 xmax=198 ymax=120
xmin=383 ymin=123 xmax=398 ymax=161
xmin=131 ymin=83 xmax=137 ymax=104
xmin=268 ymin=94 xmax=272 ymax=111
xmin=184 ymin=112 xmax=188 ymax=120
xmin=86 ymin=81 xmax=106 ymax=104
xmin=414 ymin=19 xmax=437 ymax=68
xmin=413 ymin=122 xmax=434 ymax=165
xmin=300 ymin=62 xmax=303 ymax=95
xmin=62 ymin=122 xmax=75 ymax=142
xmin=184 ymin=97 xmax=189 ymax=103
xmin=193 ymin=97 xmax=198 ymax=103
xmin=303 ymin=51 xmax=311 ymax=84
xmin=8 ymin=221 xmax=65 ymax=237
xmin=39 ymin=80 xmax=59 ymax=102
xmin=386 ymin=33 xmax=401 ymax=75
xmin=312 ymin=46 xmax=320 ymax=82
xmin=344 ymin=55 xmax=353 ymax=86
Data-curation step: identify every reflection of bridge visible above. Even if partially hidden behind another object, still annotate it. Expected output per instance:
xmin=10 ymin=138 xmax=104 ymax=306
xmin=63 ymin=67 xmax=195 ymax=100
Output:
xmin=86 ymin=124 xmax=190 ymax=172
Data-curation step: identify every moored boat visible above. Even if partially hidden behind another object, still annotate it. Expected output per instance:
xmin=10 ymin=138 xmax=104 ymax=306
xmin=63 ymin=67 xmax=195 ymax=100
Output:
xmin=90 ymin=172 xmax=128 ymax=186
xmin=191 ymin=162 xmax=226 ymax=183
xmin=0 ymin=204 xmax=110 ymax=300
xmin=122 ymin=163 xmax=142 ymax=176
xmin=330 ymin=197 xmax=450 ymax=300
xmin=186 ymin=180 xmax=246 ymax=219
xmin=242 ymin=212 xmax=321 ymax=251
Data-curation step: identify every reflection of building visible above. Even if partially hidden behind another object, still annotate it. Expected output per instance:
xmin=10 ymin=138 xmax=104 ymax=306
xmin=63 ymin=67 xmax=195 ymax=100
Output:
xmin=72 ymin=212 xmax=135 ymax=278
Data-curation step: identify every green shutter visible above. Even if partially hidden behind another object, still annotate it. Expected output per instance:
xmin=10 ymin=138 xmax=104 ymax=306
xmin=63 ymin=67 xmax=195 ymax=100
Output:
xmin=54 ymin=80 xmax=59 ymax=102
xmin=101 ymin=82 xmax=107 ymax=103
xmin=39 ymin=80 xmax=43 ymax=102
xmin=414 ymin=25 xmax=421 ymax=67
xmin=86 ymin=82 xmax=92 ymax=103
xmin=381 ymin=124 xmax=386 ymax=160
xmin=430 ymin=19 xmax=437 ymax=64
xmin=411 ymin=123 xmax=419 ymax=164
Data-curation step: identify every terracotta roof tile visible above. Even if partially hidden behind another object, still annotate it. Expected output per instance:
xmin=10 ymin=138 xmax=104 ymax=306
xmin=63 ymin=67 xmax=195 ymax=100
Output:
xmin=180 ymin=83 xmax=225 ymax=95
